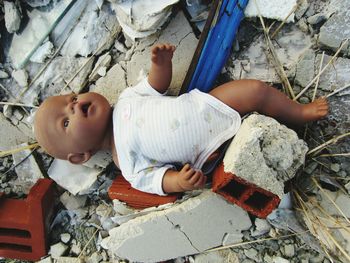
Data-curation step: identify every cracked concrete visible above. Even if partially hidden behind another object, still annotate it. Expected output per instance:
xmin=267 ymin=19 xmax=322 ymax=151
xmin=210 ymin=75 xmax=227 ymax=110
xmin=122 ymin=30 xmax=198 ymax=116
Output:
xmin=223 ymin=114 xmax=308 ymax=198
xmin=103 ymin=190 xmax=251 ymax=262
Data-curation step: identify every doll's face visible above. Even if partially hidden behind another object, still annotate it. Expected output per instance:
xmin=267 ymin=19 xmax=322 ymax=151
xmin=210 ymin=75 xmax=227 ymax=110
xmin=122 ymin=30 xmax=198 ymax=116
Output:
xmin=34 ymin=92 xmax=111 ymax=160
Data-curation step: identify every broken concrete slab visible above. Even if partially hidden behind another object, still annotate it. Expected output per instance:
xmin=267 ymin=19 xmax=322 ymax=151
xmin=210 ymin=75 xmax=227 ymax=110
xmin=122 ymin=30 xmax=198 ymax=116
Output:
xmin=318 ymin=0 xmax=350 ymax=56
xmin=90 ymin=64 xmax=126 ymax=105
xmin=193 ymin=249 xmax=240 ymax=263
xmin=48 ymin=159 xmax=100 ymax=195
xmin=10 ymin=143 xmax=44 ymax=194
xmin=245 ymin=0 xmax=297 ymax=22
xmin=60 ymin=191 xmax=87 ymax=210
xmin=294 ymin=49 xmax=350 ymax=95
xmin=30 ymin=41 xmax=54 ymax=63
xmin=56 ymin=1 xmax=119 ymax=57
xmin=109 ymin=0 xmax=179 ymax=40
xmin=4 ymin=1 xmax=21 ymax=33
xmin=229 ymin=25 xmax=311 ymax=83
xmin=103 ymin=191 xmax=251 ymax=262
xmin=0 ymin=112 xmax=34 ymax=151
xmin=126 ymin=11 xmax=198 ymax=95
xmin=223 ymin=114 xmax=308 ymax=198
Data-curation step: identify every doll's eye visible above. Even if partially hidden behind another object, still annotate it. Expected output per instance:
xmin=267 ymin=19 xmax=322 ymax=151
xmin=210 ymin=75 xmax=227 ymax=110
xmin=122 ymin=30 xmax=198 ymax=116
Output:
xmin=64 ymin=119 xmax=69 ymax=128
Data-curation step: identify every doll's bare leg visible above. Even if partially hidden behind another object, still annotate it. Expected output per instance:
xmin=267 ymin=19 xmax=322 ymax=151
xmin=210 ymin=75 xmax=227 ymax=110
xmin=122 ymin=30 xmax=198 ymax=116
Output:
xmin=209 ymin=79 xmax=328 ymax=126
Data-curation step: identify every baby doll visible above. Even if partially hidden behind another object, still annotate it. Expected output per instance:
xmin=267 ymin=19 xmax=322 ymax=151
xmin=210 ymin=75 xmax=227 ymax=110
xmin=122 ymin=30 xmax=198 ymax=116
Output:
xmin=34 ymin=43 xmax=328 ymax=195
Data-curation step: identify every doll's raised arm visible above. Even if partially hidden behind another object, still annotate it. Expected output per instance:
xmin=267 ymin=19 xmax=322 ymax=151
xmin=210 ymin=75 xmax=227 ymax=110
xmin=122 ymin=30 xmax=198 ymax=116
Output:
xmin=148 ymin=43 xmax=176 ymax=94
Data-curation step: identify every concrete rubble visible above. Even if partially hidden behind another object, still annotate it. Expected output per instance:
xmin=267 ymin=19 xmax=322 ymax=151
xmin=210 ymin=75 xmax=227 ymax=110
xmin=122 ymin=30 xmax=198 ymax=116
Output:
xmin=1 ymin=0 xmax=350 ymax=262
xmin=102 ymin=190 xmax=252 ymax=262
xmin=223 ymin=114 xmax=308 ymax=198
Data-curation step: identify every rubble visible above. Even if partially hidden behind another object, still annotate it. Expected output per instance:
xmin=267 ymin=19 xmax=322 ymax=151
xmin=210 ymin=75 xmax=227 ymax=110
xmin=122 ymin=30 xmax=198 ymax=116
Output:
xmin=4 ymin=1 xmax=21 ymax=34
xmin=223 ymin=114 xmax=308 ymax=198
xmin=103 ymin=191 xmax=252 ymax=262
xmin=245 ymin=0 xmax=297 ymax=22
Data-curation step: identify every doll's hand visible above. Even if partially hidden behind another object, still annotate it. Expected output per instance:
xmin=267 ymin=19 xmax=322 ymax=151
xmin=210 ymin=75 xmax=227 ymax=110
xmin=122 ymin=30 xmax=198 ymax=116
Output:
xmin=177 ymin=164 xmax=207 ymax=191
xmin=151 ymin=43 xmax=176 ymax=65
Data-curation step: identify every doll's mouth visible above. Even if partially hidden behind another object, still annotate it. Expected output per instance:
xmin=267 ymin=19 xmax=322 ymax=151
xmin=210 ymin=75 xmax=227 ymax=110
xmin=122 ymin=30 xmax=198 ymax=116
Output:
xmin=82 ymin=102 xmax=91 ymax=117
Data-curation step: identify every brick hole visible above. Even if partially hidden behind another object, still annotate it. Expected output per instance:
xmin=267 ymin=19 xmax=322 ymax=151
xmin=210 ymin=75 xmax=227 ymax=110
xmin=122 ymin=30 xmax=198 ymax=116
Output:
xmin=0 ymin=243 xmax=32 ymax=252
xmin=244 ymin=191 xmax=272 ymax=210
xmin=0 ymin=228 xmax=31 ymax=238
xmin=221 ymin=180 xmax=247 ymax=199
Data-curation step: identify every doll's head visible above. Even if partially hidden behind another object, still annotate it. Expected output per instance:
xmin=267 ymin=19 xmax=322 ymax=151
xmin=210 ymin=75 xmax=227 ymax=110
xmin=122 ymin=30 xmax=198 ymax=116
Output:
xmin=34 ymin=92 xmax=112 ymax=164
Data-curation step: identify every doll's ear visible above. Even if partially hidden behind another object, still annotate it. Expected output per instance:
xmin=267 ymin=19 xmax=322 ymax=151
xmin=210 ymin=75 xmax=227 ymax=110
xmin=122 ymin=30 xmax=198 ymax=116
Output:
xmin=67 ymin=152 xmax=91 ymax=164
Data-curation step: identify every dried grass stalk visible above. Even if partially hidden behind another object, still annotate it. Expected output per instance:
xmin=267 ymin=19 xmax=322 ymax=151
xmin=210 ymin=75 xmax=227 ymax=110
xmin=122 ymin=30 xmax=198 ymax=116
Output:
xmin=312 ymin=51 xmax=325 ymax=102
xmin=308 ymin=132 xmax=350 ymax=156
xmin=0 ymin=143 xmax=39 ymax=158
xmin=326 ymin=83 xmax=350 ymax=98
xmin=270 ymin=4 xmax=298 ymax=39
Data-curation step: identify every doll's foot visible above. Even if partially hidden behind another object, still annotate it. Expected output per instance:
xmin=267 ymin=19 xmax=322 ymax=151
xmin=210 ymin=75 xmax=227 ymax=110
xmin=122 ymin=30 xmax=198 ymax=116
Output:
xmin=301 ymin=97 xmax=329 ymax=122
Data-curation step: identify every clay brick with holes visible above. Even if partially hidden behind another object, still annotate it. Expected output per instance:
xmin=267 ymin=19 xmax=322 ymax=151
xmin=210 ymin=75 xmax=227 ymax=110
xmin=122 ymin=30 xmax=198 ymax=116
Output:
xmin=212 ymin=164 xmax=280 ymax=218
xmin=0 ymin=178 xmax=56 ymax=261
xmin=108 ymin=175 xmax=181 ymax=209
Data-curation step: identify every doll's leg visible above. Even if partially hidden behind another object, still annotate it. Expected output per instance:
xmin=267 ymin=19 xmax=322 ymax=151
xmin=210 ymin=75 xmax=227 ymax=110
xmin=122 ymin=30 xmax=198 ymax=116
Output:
xmin=209 ymin=79 xmax=328 ymax=126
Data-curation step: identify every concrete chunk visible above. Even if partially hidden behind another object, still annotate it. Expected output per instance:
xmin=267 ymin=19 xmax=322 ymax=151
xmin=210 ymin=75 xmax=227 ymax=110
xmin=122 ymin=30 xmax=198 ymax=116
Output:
xmin=104 ymin=191 xmax=251 ymax=262
xmin=223 ymin=114 xmax=308 ymax=197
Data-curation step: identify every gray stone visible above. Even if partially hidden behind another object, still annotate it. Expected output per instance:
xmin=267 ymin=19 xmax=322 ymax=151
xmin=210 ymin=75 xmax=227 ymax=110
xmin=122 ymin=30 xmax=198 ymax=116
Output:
xmin=0 ymin=70 xmax=9 ymax=79
xmin=194 ymin=250 xmax=239 ymax=263
xmin=89 ymin=53 xmax=112 ymax=82
xmin=49 ymin=242 xmax=68 ymax=259
xmin=294 ymin=49 xmax=316 ymax=88
xmin=103 ymin=191 xmax=251 ymax=262
xmin=126 ymin=11 xmax=198 ymax=95
xmin=251 ymin=218 xmax=271 ymax=237
xmin=60 ymin=233 xmax=71 ymax=244
xmin=307 ymin=13 xmax=327 ymax=25
xmin=4 ymin=1 xmax=21 ymax=33
xmin=60 ymin=192 xmax=87 ymax=210
xmin=282 ymin=244 xmax=295 ymax=258
xmin=12 ymin=69 xmax=28 ymax=87
xmin=244 ymin=248 xmax=260 ymax=261
xmin=318 ymin=0 xmax=350 ymax=56
xmin=30 ymin=41 xmax=54 ymax=63
xmin=91 ymin=64 xmax=126 ymax=105
xmin=223 ymin=114 xmax=308 ymax=197
xmin=0 ymin=112 xmax=34 ymax=151
xmin=24 ymin=0 xmax=51 ymax=7
xmin=295 ymin=0 xmax=310 ymax=20
xmin=56 ymin=257 xmax=83 ymax=263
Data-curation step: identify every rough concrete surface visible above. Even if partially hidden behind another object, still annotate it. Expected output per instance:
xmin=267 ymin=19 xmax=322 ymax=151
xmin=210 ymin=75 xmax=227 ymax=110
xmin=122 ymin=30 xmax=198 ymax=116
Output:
xmin=103 ymin=190 xmax=251 ymax=262
xmin=223 ymin=114 xmax=308 ymax=197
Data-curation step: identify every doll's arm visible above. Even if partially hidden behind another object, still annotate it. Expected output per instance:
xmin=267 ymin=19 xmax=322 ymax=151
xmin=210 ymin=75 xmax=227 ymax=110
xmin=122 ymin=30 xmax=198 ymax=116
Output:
xmin=148 ymin=43 xmax=176 ymax=94
xmin=162 ymin=164 xmax=207 ymax=193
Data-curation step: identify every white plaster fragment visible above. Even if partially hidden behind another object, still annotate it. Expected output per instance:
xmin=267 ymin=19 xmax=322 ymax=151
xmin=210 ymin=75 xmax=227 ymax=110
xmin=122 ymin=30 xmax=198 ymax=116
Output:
xmin=104 ymin=191 xmax=251 ymax=262
xmin=48 ymin=159 xmax=100 ymax=195
xmin=49 ymin=242 xmax=68 ymax=259
xmin=30 ymin=41 xmax=54 ymax=63
xmin=12 ymin=69 xmax=28 ymax=87
xmin=88 ymin=53 xmax=112 ymax=82
xmin=245 ymin=0 xmax=297 ymax=22
xmin=0 ymin=70 xmax=9 ymax=79
xmin=223 ymin=114 xmax=308 ymax=197
xmin=4 ymin=1 xmax=21 ymax=33
xmin=110 ymin=0 xmax=179 ymax=40
xmin=60 ymin=192 xmax=87 ymax=210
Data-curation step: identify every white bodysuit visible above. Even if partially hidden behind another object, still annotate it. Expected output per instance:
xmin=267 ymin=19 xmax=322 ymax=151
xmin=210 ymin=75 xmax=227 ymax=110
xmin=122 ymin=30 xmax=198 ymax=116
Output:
xmin=113 ymin=78 xmax=241 ymax=195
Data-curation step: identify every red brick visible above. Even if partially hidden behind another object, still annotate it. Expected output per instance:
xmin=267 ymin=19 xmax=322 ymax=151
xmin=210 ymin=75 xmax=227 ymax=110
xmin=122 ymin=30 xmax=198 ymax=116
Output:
xmin=108 ymin=175 xmax=181 ymax=209
xmin=0 ymin=179 xmax=56 ymax=261
xmin=212 ymin=164 xmax=280 ymax=218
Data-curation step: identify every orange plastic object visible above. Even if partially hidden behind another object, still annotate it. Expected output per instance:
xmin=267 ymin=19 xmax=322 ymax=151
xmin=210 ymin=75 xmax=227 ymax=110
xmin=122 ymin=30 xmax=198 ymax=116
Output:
xmin=212 ymin=164 xmax=280 ymax=218
xmin=108 ymin=175 xmax=180 ymax=209
xmin=0 ymin=178 xmax=56 ymax=261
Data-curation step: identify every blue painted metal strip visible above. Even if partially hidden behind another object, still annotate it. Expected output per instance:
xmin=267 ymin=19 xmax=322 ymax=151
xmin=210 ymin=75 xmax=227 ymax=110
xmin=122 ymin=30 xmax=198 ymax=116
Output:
xmin=187 ymin=0 xmax=248 ymax=93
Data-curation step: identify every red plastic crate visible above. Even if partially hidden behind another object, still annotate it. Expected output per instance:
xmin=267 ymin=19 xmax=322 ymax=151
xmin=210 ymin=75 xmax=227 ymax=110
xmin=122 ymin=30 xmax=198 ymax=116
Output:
xmin=0 ymin=178 xmax=56 ymax=261
xmin=212 ymin=164 xmax=280 ymax=218
xmin=108 ymin=175 xmax=181 ymax=209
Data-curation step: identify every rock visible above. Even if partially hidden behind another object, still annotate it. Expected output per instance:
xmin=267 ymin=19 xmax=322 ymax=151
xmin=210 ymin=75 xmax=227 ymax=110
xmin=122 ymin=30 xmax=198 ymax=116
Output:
xmin=318 ymin=0 xmax=350 ymax=56
xmin=244 ymin=248 xmax=260 ymax=262
xmin=49 ymin=242 xmax=68 ymax=259
xmin=282 ymin=244 xmax=295 ymax=258
xmin=24 ymin=0 xmax=51 ymax=7
xmin=251 ymin=218 xmax=271 ymax=237
xmin=60 ymin=192 xmax=87 ymax=210
xmin=30 ymin=41 xmax=54 ymax=63
xmin=0 ymin=112 xmax=34 ymax=151
xmin=89 ymin=53 xmax=112 ymax=82
xmin=330 ymin=163 xmax=341 ymax=172
xmin=273 ymin=256 xmax=289 ymax=263
xmin=56 ymin=2 xmax=119 ymax=57
xmin=194 ymin=250 xmax=240 ymax=263
xmin=294 ymin=0 xmax=310 ymax=20
xmin=229 ymin=25 xmax=311 ymax=82
xmin=245 ymin=0 xmax=297 ymax=22
xmin=307 ymin=13 xmax=327 ymax=25
xmin=86 ymin=252 xmax=103 ymax=263
xmin=110 ymin=0 xmax=179 ymax=40
xmin=126 ymin=11 xmax=198 ymax=96
xmin=12 ymin=69 xmax=28 ymax=87
xmin=4 ymin=1 xmax=21 ymax=33
xmin=60 ymin=233 xmax=71 ymax=244
xmin=56 ymin=257 xmax=83 ymax=263
xmin=37 ymin=256 xmax=53 ymax=263
xmin=103 ymin=191 xmax=251 ymax=262
xmin=223 ymin=114 xmax=308 ymax=198
xmin=91 ymin=64 xmax=126 ymax=104
xmin=0 ymin=70 xmax=9 ymax=79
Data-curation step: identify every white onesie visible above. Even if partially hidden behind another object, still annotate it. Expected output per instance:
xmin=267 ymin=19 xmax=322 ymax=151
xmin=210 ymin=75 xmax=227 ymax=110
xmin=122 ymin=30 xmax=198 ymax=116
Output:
xmin=113 ymin=78 xmax=241 ymax=195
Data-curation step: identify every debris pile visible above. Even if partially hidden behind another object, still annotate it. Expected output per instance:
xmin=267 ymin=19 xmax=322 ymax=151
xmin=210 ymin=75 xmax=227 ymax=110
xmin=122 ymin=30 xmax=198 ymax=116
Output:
xmin=1 ymin=0 xmax=350 ymax=262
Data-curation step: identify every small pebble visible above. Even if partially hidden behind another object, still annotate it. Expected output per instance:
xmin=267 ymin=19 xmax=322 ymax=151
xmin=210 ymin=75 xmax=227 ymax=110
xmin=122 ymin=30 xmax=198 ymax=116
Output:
xmin=330 ymin=163 xmax=340 ymax=173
